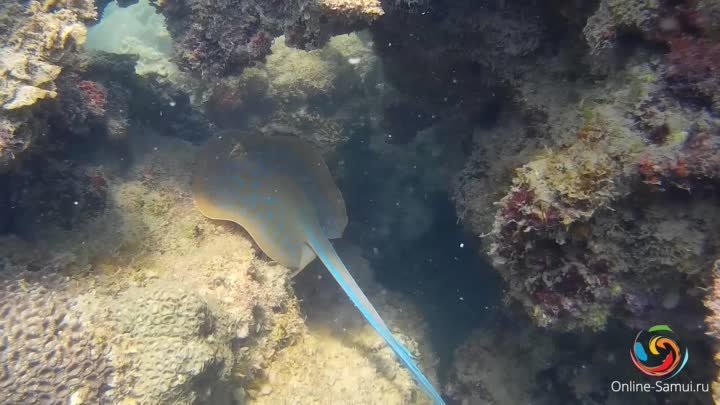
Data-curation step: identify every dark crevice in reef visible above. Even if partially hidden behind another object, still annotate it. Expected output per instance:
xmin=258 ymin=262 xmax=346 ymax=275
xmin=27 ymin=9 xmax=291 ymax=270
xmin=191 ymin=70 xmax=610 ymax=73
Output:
xmin=365 ymin=195 xmax=503 ymax=380
xmin=338 ymin=127 xmax=504 ymax=381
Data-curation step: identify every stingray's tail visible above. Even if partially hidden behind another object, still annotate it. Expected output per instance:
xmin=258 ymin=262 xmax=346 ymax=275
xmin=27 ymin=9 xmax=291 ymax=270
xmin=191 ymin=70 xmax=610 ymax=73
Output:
xmin=306 ymin=233 xmax=447 ymax=405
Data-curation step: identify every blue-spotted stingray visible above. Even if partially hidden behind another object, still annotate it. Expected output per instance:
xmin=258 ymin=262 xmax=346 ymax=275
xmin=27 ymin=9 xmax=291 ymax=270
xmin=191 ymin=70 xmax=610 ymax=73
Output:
xmin=192 ymin=131 xmax=446 ymax=405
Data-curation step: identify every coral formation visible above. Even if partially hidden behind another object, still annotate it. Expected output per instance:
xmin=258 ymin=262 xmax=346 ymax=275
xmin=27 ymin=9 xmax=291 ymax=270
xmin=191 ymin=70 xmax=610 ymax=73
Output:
xmin=445 ymin=321 xmax=556 ymax=405
xmin=150 ymin=0 xmax=382 ymax=78
xmin=456 ymin=71 xmax=720 ymax=330
xmin=0 ymin=122 xmax=442 ymax=405
xmin=0 ymin=271 xmax=114 ymax=405
xmin=205 ymin=32 xmax=383 ymax=163
xmin=0 ymin=0 xmax=97 ymax=168
xmin=434 ymin=0 xmax=720 ymax=332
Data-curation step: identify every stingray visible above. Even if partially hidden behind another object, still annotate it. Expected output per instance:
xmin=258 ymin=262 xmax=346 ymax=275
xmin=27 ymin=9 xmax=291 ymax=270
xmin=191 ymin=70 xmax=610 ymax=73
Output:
xmin=192 ymin=131 xmax=446 ymax=405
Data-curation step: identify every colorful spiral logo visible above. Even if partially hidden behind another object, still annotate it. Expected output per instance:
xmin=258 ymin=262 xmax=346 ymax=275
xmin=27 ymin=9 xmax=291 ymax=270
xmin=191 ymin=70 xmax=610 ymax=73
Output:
xmin=630 ymin=325 xmax=689 ymax=379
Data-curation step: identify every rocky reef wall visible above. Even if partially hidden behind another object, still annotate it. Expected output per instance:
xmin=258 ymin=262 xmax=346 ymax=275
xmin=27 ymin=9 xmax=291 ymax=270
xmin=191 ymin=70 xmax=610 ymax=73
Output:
xmin=3 ymin=0 xmax=720 ymax=404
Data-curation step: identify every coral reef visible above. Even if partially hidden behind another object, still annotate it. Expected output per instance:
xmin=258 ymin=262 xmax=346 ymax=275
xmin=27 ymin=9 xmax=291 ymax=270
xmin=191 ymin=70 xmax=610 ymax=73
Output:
xmin=0 ymin=131 xmax=301 ymax=405
xmin=150 ymin=0 xmax=382 ymax=78
xmin=205 ymin=32 xmax=384 ymax=163
xmin=0 ymin=271 xmax=114 ymax=405
xmin=445 ymin=320 xmax=556 ymax=405
xmin=457 ymin=68 xmax=720 ymax=330
xmin=425 ymin=0 xmax=720 ymax=333
xmin=0 ymin=120 xmax=442 ymax=404
xmin=0 ymin=0 xmax=97 ymax=168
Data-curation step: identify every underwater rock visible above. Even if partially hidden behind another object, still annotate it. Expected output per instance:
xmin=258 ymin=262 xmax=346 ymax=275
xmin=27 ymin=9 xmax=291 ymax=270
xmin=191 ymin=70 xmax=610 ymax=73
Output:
xmin=0 ymin=159 xmax=108 ymax=236
xmin=371 ymin=0 xmax=559 ymax=123
xmin=445 ymin=322 xmax=556 ymax=405
xmin=95 ymin=0 xmax=140 ymax=19
xmin=456 ymin=58 xmax=720 ymax=331
xmin=71 ymin=51 xmax=211 ymax=143
xmin=0 ymin=0 xmax=97 ymax=168
xmin=150 ymin=0 xmax=382 ymax=78
xmin=206 ymin=33 xmax=383 ymax=163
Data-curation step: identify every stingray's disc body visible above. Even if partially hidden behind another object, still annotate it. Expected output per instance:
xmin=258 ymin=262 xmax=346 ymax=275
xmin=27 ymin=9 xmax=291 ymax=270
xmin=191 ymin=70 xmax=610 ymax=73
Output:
xmin=192 ymin=131 xmax=347 ymax=269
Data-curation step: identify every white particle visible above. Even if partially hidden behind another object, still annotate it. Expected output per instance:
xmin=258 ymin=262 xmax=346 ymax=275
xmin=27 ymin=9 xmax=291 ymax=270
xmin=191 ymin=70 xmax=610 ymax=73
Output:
xmin=459 ymin=243 xmax=464 ymax=248
xmin=459 ymin=296 xmax=464 ymax=301
xmin=348 ymin=57 xmax=362 ymax=65
xmin=153 ymin=147 xmax=158 ymax=151
xmin=169 ymin=101 xmax=176 ymax=107
xmin=73 ymin=201 xmax=79 ymax=206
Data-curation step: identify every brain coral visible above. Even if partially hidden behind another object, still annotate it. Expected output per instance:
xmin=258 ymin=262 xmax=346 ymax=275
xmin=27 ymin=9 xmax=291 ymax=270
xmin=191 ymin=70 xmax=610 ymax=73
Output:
xmin=76 ymin=282 xmax=224 ymax=405
xmin=0 ymin=271 xmax=113 ymax=405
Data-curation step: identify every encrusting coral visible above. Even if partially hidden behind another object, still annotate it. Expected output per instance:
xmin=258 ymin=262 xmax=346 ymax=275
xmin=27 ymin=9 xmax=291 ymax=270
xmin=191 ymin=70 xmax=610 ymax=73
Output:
xmin=455 ymin=46 xmax=720 ymax=330
xmin=433 ymin=0 xmax=720 ymax=333
xmin=149 ymin=0 xmax=382 ymax=78
xmin=445 ymin=321 xmax=556 ymax=405
xmin=0 ymin=0 xmax=97 ymax=168
xmin=206 ymin=32 xmax=384 ymax=166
